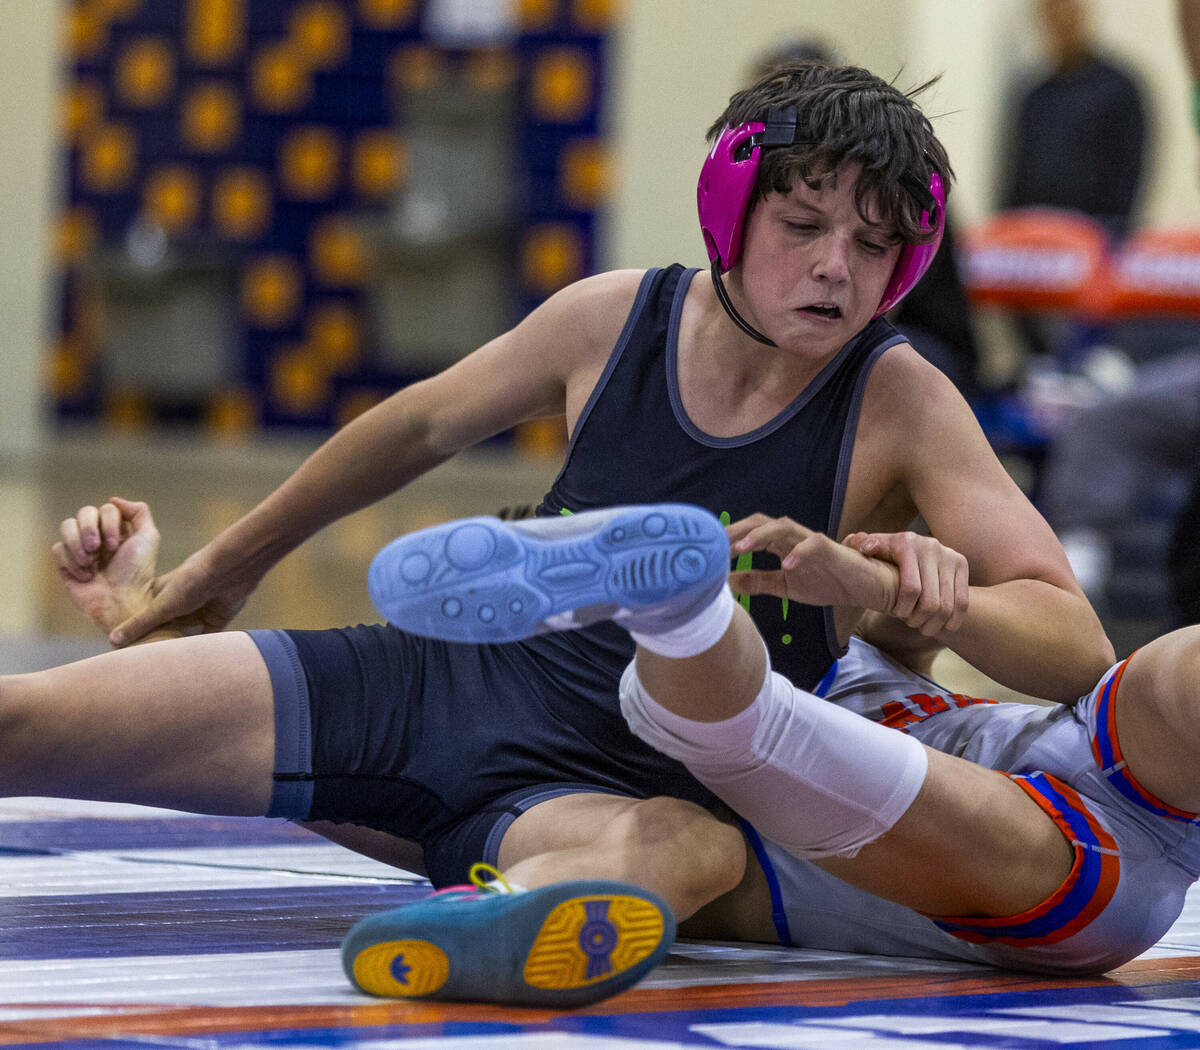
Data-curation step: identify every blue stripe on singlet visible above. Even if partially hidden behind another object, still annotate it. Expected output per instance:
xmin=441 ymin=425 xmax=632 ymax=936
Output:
xmin=738 ymin=818 xmax=794 ymax=947
xmin=1092 ymin=659 xmax=1200 ymax=826
xmin=812 ymin=660 xmax=839 ymax=698
xmin=931 ymin=771 xmax=1118 ymax=945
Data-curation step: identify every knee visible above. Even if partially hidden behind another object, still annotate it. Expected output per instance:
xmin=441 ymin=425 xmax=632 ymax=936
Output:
xmin=0 ymin=674 xmax=31 ymax=742
xmin=605 ymin=797 xmax=746 ymax=918
xmin=0 ymin=673 xmax=53 ymax=784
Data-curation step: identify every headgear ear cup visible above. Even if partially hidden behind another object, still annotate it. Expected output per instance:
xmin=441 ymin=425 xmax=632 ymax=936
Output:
xmin=873 ymin=171 xmax=945 ymax=317
xmin=697 ymin=124 xmax=946 ymax=315
xmin=697 ymin=122 xmax=765 ymax=272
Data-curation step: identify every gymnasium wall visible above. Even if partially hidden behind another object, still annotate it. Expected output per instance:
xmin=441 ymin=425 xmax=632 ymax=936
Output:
xmin=4 ymin=0 xmax=1200 ymax=456
xmin=612 ymin=0 xmax=1200 ymax=268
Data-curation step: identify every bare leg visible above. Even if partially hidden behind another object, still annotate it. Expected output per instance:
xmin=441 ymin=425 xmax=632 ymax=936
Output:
xmin=0 ymin=632 xmax=275 ymax=814
xmin=302 ymin=821 xmax=427 ymax=876
xmin=630 ymin=604 xmax=1074 ymax=919
xmin=1104 ymin=625 xmax=1200 ymax=812
xmin=497 ymin=793 xmax=747 ymax=921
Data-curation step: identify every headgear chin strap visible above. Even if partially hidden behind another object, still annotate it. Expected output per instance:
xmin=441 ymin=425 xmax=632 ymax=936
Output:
xmin=696 ymin=106 xmax=946 ymax=344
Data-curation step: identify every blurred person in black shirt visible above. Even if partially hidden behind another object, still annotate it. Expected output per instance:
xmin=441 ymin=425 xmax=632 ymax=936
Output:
xmin=1004 ymin=0 xmax=1147 ymax=238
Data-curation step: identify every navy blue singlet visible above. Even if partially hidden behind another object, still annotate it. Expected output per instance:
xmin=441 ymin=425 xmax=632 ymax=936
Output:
xmin=530 ymin=264 xmax=907 ymax=691
xmin=276 ymin=263 xmax=910 ymax=885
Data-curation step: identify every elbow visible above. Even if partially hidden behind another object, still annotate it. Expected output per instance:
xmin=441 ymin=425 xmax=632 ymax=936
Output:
xmin=1076 ymin=594 xmax=1117 ymax=670
xmin=1093 ymin=628 xmax=1118 ymax=671
xmin=1076 ymin=628 xmax=1117 ymax=699
xmin=1051 ymin=608 xmax=1116 ymax=705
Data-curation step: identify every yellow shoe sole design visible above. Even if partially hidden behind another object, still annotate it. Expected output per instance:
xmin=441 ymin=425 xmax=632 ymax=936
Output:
xmin=523 ymin=894 xmax=666 ymax=990
xmin=351 ymin=938 xmax=450 ymax=998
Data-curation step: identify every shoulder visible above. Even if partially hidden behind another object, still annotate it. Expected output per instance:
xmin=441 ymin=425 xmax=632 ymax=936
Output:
xmin=1089 ymin=57 xmax=1144 ymax=98
xmin=862 ymin=339 xmax=964 ymax=415
xmin=552 ymin=269 xmax=649 ymax=315
xmin=516 ymin=268 xmax=648 ymax=343
xmin=857 ymin=340 xmax=984 ymax=469
xmin=531 ymin=269 xmax=649 ymax=341
xmin=499 ymin=269 xmax=655 ymax=387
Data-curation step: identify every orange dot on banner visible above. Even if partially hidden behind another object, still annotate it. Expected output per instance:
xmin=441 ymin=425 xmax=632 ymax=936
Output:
xmin=280 ymin=126 xmax=340 ymax=200
xmin=521 ymin=223 xmax=584 ymax=295
xmin=388 ymin=45 xmax=444 ymax=93
xmin=561 ymin=138 xmax=609 ymax=208
xmin=352 ymin=129 xmax=403 ymax=199
xmin=242 ymin=255 xmax=303 ymax=327
xmin=308 ymin=301 xmax=360 ymax=369
xmin=49 ymin=337 xmax=88 ymax=399
xmin=515 ymin=417 xmax=568 ymax=458
xmin=358 ymin=0 xmax=416 ymax=30
xmin=61 ymin=79 xmax=105 ymax=143
xmin=212 ymin=167 xmax=272 ymax=240
xmin=96 ymin=0 xmax=144 ymax=18
xmin=55 ymin=206 xmax=99 ymax=265
xmin=336 ymin=388 xmax=384 ymax=426
xmin=205 ymin=387 xmax=258 ymax=438
xmin=182 ymin=81 xmax=241 ymax=153
xmin=144 ymin=166 xmax=201 ymax=233
xmin=572 ymin=0 xmax=618 ymax=31
xmin=251 ymin=42 xmax=312 ymax=112
xmin=519 ymin=0 xmax=557 ymax=31
xmin=103 ymin=389 xmax=152 ymax=432
xmin=310 ymin=215 xmax=366 ymax=286
xmin=289 ymin=1 xmax=350 ymax=70
xmin=81 ymin=123 xmax=137 ymax=193
xmin=271 ymin=345 xmax=330 ymax=414
xmin=115 ymin=37 xmax=175 ymax=108
xmin=64 ymin=3 xmax=108 ymax=61
xmin=187 ymin=0 xmax=245 ymax=65
xmin=466 ymin=49 xmax=517 ymax=93
xmin=530 ymin=48 xmax=592 ymax=123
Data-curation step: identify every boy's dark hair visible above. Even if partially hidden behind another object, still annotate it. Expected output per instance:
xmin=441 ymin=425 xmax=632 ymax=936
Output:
xmin=708 ymin=62 xmax=953 ymax=244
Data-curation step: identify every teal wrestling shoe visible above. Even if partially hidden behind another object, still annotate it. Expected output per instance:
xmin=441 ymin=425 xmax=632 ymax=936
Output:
xmin=342 ymin=866 xmax=676 ymax=1008
xmin=368 ymin=503 xmax=729 ymax=644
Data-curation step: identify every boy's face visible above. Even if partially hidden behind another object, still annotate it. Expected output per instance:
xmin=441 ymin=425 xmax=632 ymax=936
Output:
xmin=734 ymin=162 xmax=901 ymax=359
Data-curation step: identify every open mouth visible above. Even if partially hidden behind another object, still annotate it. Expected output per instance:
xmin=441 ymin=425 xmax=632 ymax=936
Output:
xmin=801 ymin=304 xmax=842 ymax=319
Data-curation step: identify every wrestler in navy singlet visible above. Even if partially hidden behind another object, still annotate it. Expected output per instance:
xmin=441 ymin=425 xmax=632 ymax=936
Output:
xmin=533 ymin=264 xmax=908 ymax=692
xmin=255 ymin=263 xmax=907 ymax=884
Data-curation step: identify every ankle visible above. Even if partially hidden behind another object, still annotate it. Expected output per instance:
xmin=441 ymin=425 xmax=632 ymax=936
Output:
xmin=628 ymin=584 xmax=736 ymax=658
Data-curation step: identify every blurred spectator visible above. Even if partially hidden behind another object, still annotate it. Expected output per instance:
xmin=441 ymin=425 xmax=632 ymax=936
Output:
xmin=1002 ymin=0 xmax=1148 ymax=364
xmin=1003 ymin=0 xmax=1147 ymax=239
xmin=1169 ymin=0 xmax=1200 ymax=627
xmin=749 ymin=38 xmax=981 ymax=396
xmin=1168 ymin=474 xmax=1200 ymax=627
xmin=1039 ymin=354 xmax=1200 ymax=623
xmin=749 ymin=34 xmax=840 ymax=81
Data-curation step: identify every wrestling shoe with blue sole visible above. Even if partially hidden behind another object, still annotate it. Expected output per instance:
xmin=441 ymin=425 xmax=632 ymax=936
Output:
xmin=342 ymin=877 xmax=676 ymax=1008
xmin=368 ymin=503 xmax=729 ymax=644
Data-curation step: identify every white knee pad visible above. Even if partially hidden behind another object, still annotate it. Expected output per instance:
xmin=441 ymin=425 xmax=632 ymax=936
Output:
xmin=619 ymin=652 xmax=928 ymax=859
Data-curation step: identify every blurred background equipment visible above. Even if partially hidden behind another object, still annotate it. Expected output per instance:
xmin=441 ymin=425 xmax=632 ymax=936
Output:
xmin=55 ymin=0 xmax=611 ymax=435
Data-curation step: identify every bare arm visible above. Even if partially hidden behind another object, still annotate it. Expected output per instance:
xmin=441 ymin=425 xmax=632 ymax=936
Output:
xmin=54 ymin=499 xmax=433 ymax=875
xmin=60 ymin=272 xmax=642 ymax=645
xmin=853 ymin=351 xmax=1113 ymax=702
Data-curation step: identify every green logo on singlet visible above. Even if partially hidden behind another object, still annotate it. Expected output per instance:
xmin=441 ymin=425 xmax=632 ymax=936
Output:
xmin=719 ymin=510 xmax=791 ymax=644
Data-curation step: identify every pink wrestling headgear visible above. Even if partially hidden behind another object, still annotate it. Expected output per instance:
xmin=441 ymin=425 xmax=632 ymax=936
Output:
xmin=697 ymin=106 xmax=946 ymax=335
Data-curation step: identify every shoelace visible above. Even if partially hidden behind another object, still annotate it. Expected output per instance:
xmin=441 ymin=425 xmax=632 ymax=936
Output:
xmin=428 ymin=861 xmax=517 ymax=900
